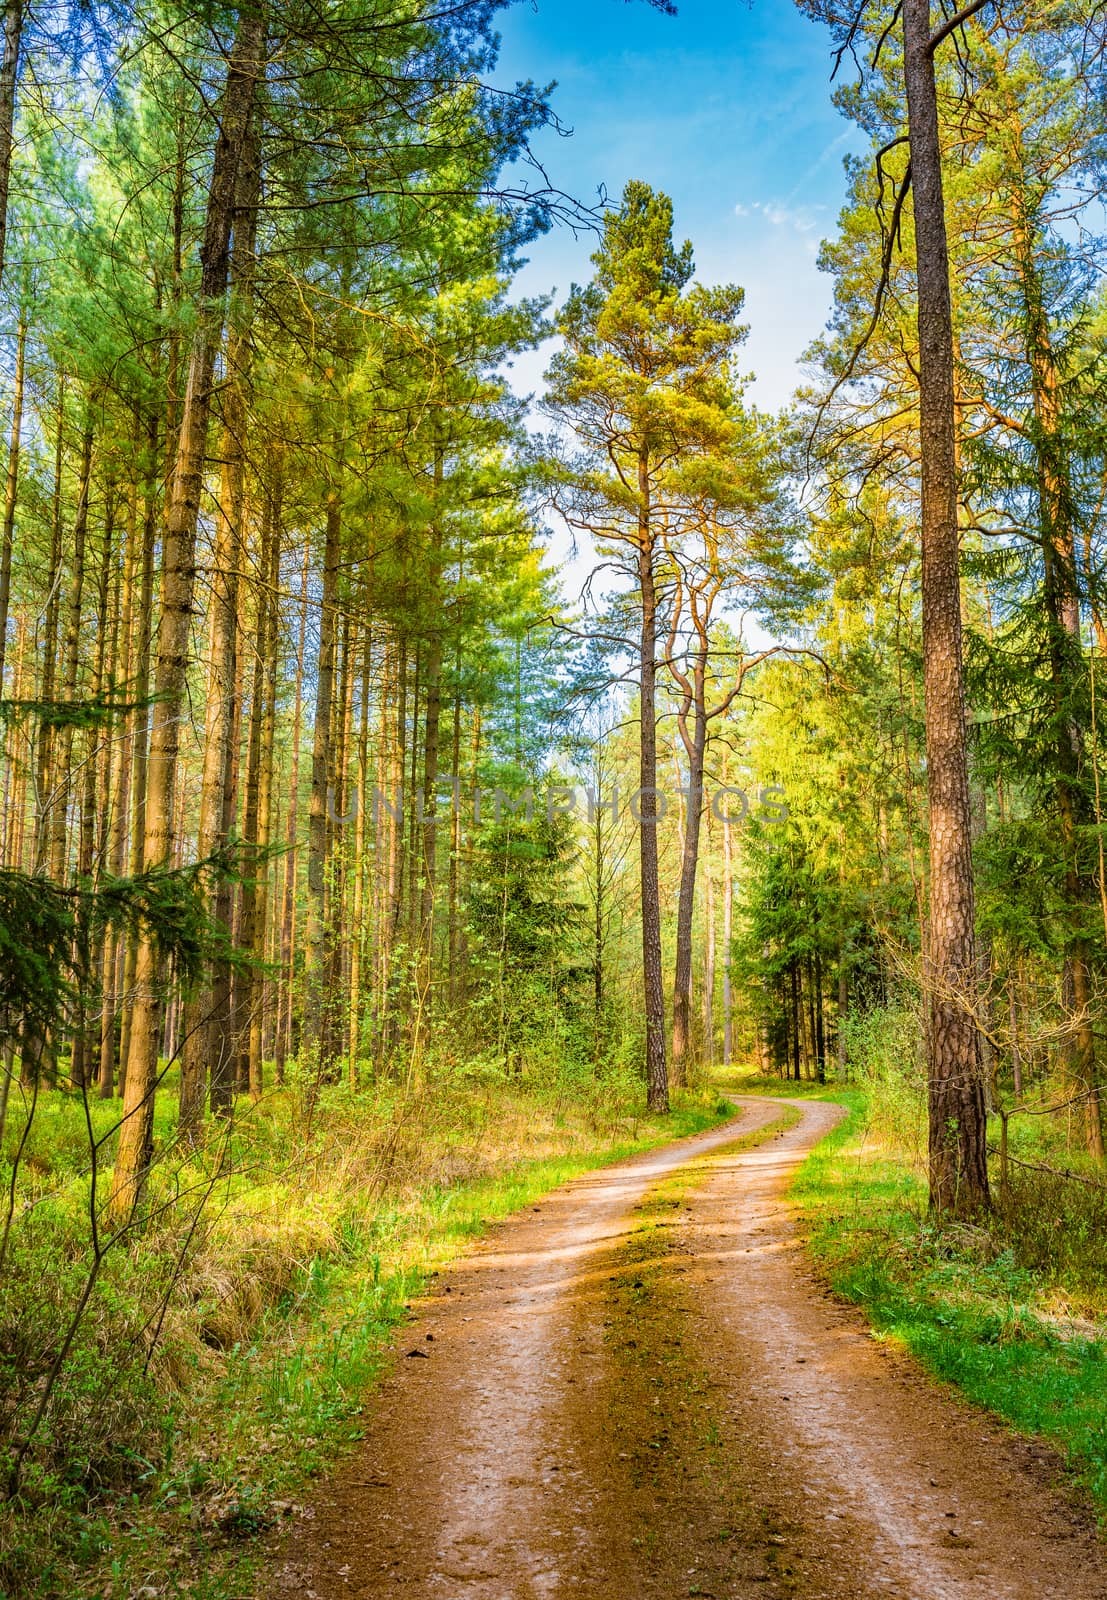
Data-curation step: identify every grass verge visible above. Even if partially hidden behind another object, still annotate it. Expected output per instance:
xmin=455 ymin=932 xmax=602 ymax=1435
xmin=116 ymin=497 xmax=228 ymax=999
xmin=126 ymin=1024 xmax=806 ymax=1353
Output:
xmin=725 ymin=1072 xmax=1107 ymax=1517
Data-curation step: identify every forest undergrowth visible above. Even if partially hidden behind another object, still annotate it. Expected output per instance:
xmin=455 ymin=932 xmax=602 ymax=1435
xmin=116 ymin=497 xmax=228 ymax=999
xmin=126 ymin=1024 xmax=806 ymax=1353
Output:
xmin=737 ymin=1009 xmax=1107 ymax=1517
xmin=0 ymin=1063 xmax=729 ymax=1600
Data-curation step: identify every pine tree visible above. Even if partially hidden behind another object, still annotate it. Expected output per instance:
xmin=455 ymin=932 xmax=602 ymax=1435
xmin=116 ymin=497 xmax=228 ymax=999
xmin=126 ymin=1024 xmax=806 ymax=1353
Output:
xmin=546 ymin=180 xmax=748 ymax=1111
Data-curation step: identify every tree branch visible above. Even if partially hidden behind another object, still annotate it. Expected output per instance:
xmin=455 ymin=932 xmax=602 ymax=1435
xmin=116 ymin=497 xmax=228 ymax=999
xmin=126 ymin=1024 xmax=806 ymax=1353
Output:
xmin=927 ymin=0 xmax=992 ymax=56
xmin=808 ymin=161 xmax=912 ymax=450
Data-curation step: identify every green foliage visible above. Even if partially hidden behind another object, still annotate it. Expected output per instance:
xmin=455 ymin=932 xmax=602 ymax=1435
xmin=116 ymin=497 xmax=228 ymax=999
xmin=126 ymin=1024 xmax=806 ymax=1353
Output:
xmin=999 ymin=1163 xmax=1107 ymax=1292
xmin=0 ymin=872 xmax=75 ymax=1041
xmin=0 ymin=689 xmax=152 ymax=733
xmin=466 ymin=803 xmax=583 ymax=976
xmin=0 ymin=849 xmax=248 ymax=1050
xmin=462 ymin=796 xmax=592 ymax=1070
xmin=546 ymin=179 xmax=751 ymax=537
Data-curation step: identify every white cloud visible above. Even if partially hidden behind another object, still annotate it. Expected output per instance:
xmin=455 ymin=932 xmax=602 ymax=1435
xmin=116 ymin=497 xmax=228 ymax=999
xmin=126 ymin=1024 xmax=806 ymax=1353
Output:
xmin=783 ymin=130 xmax=854 ymax=204
xmin=734 ymin=199 xmax=826 ymax=233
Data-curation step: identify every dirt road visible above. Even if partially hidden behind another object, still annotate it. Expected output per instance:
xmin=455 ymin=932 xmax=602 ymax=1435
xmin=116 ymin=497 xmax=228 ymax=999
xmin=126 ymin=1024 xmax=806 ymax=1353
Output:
xmin=267 ymin=1097 xmax=1107 ymax=1599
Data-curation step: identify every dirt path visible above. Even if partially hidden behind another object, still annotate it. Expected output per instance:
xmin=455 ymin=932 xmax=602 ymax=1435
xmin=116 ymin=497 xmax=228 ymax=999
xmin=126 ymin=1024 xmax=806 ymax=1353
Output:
xmin=267 ymin=1097 xmax=1107 ymax=1599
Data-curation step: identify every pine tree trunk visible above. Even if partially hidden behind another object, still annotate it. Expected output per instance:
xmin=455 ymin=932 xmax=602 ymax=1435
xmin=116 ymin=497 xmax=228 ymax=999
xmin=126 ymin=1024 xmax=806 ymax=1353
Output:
xmin=276 ymin=538 xmax=309 ymax=1084
xmin=326 ymin=609 xmax=354 ymax=1065
xmin=117 ymin=420 xmax=158 ymax=1100
xmin=2 ymin=612 xmax=23 ymax=866
xmin=0 ymin=0 xmax=24 ymax=289
xmin=419 ymin=634 xmax=443 ymax=1039
xmin=447 ymin=655 xmax=462 ymax=1004
xmin=722 ymin=793 xmax=733 ymax=1070
xmin=72 ymin=491 xmax=114 ymax=1090
xmin=100 ymin=475 xmax=141 ymax=1096
xmin=638 ymin=451 xmax=668 ymax=1113
xmin=904 ymin=0 xmax=989 ymax=1215
xmin=247 ymin=474 xmax=281 ymax=1098
xmin=814 ymin=949 xmax=826 ymax=1084
xmin=236 ymin=502 xmax=270 ymax=1093
xmin=0 ymin=312 xmax=25 ymax=688
xmin=392 ymin=642 xmax=408 ymax=950
xmin=378 ymin=638 xmax=406 ymax=1061
xmin=405 ymin=643 xmax=422 ymax=960
xmin=301 ymin=497 xmax=341 ymax=1077
xmin=109 ymin=7 xmax=266 ymax=1223
xmin=702 ymin=846 xmax=715 ymax=1070
xmin=805 ymin=966 xmax=815 ymax=1078
xmin=179 ymin=99 xmax=261 ymax=1134
xmin=790 ymin=961 xmax=801 ymax=1082
xmin=32 ymin=381 xmax=66 ymax=878
xmin=49 ymin=422 xmax=93 ymax=886
xmin=671 ymin=648 xmax=707 ymax=1085
xmin=458 ymin=704 xmax=480 ymax=1004
xmin=348 ymin=624 xmax=372 ymax=1088
xmin=592 ymin=777 xmax=606 ymax=1064
xmin=208 ymin=496 xmax=245 ymax=1102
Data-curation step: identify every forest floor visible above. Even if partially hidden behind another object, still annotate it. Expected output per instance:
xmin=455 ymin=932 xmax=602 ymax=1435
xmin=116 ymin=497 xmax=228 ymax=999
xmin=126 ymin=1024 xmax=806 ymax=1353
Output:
xmin=263 ymin=1097 xmax=1107 ymax=1600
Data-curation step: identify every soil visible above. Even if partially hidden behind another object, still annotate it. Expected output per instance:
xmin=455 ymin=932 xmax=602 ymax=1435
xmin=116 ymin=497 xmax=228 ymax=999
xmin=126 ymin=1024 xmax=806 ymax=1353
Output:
xmin=264 ymin=1097 xmax=1107 ymax=1599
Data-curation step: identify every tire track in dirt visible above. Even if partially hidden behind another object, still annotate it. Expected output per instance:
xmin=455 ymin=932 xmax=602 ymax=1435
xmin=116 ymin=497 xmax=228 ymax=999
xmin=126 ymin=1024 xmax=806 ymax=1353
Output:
xmin=266 ymin=1096 xmax=1107 ymax=1600
xmin=663 ymin=1098 xmax=1107 ymax=1600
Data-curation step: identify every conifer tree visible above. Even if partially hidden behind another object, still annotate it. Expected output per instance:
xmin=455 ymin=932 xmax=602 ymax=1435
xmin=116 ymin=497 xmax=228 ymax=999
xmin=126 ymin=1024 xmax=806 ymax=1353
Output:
xmin=546 ymin=180 xmax=748 ymax=1110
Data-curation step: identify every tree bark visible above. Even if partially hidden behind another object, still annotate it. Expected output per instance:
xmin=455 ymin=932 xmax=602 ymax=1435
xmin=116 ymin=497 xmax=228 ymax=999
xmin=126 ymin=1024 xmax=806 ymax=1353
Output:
xmin=236 ymin=494 xmax=272 ymax=1094
xmin=72 ymin=489 xmax=114 ymax=1090
xmin=301 ymin=496 xmax=341 ymax=1075
xmin=325 ymin=609 xmax=354 ymax=1064
xmin=99 ymin=474 xmax=142 ymax=1095
xmin=178 ymin=99 xmax=261 ymax=1138
xmin=109 ymin=6 xmax=266 ymax=1224
xmin=347 ymin=624 xmax=372 ymax=1088
xmin=2 ymin=608 xmax=24 ymax=865
xmin=0 ymin=0 xmax=24 ymax=289
xmin=378 ymin=637 xmax=406 ymax=1061
xmin=638 ymin=450 xmax=668 ymax=1112
xmin=447 ymin=650 xmax=463 ymax=1004
xmin=117 ymin=418 xmax=158 ymax=1100
xmin=247 ymin=474 xmax=281 ymax=1097
xmin=48 ymin=421 xmax=93 ymax=886
xmin=0 ymin=312 xmax=25 ymax=688
xmin=32 ymin=380 xmax=67 ymax=884
xmin=275 ymin=541 xmax=308 ymax=1080
xmin=903 ymin=0 xmax=989 ymax=1215
xmin=405 ymin=642 xmax=422 ymax=959
xmin=593 ymin=775 xmax=606 ymax=1061
xmin=1009 ymin=972 xmax=1023 ymax=1101
xmin=722 ymin=784 xmax=734 ymax=1069
xmin=419 ymin=632 xmax=443 ymax=1037
xmin=814 ymin=949 xmax=826 ymax=1084
xmin=671 ymin=643 xmax=707 ymax=1083
xmin=790 ymin=960 xmax=801 ymax=1082
xmin=702 ymin=842 xmax=715 ymax=1069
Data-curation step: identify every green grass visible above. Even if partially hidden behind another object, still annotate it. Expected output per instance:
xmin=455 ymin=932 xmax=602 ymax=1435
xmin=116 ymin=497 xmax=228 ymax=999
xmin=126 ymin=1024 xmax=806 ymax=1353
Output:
xmin=724 ymin=1069 xmax=1107 ymax=1517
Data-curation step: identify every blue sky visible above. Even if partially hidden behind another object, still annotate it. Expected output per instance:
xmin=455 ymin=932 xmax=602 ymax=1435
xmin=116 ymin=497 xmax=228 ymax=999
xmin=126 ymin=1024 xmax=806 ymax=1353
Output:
xmin=493 ymin=0 xmax=862 ymax=410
